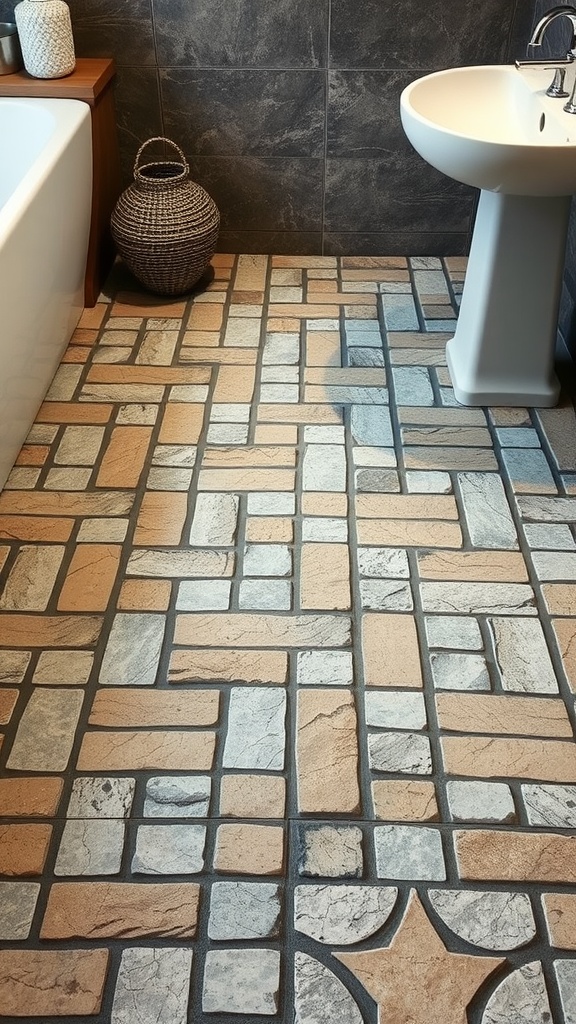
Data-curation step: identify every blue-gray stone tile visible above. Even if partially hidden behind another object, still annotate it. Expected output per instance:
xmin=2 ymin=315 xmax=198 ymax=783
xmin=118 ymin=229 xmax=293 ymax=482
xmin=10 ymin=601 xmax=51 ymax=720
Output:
xmin=501 ymin=448 xmax=557 ymax=495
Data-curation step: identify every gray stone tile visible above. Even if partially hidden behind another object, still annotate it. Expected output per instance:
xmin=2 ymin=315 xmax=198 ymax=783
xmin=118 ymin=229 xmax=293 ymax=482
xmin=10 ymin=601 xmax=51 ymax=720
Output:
xmin=223 ymin=688 xmax=286 ymax=770
xmin=239 ymin=579 xmax=292 ymax=609
xmin=406 ymin=470 xmax=452 ymax=493
xmin=481 ymin=962 xmax=552 ymax=1024
xmin=0 ymin=545 xmax=65 ymax=612
xmin=111 ymin=947 xmax=193 ymax=1024
xmin=67 ymin=777 xmax=136 ymax=819
xmin=428 ymin=890 xmax=535 ymax=950
xmin=132 ymin=824 xmax=206 ymax=874
xmin=294 ymin=884 xmax=397 ymax=944
xmin=459 ymin=472 xmax=518 ymax=549
xmin=420 ymin=582 xmax=536 ymax=615
xmin=243 ymin=543 xmax=292 ymax=576
xmin=365 ymin=691 xmax=427 ymax=730
xmin=532 ymin=550 xmax=576 ymax=580
xmin=430 ymin=652 xmax=490 ymax=690
xmin=353 ymin=446 xmax=397 ymax=467
xmin=298 ymin=824 xmax=363 ymax=878
xmin=0 ymin=651 xmax=31 ymax=683
xmin=296 ymin=650 xmax=354 ymax=686
xmin=208 ymin=882 xmax=281 ymax=939
xmin=127 ymin=549 xmax=233 ymax=578
xmin=247 ymin=492 xmax=296 ymax=514
xmin=304 ymin=425 xmax=346 ymax=444
xmin=99 ymin=614 xmax=165 ymax=686
xmin=496 ymin=427 xmax=540 ymax=448
xmin=302 ymin=517 xmax=348 ymax=542
xmin=207 ymin=423 xmax=249 ymax=444
xmin=381 ymin=293 xmax=419 ymax=331
xmin=374 ymin=825 xmax=445 ymax=880
xmin=77 ymin=518 xmax=129 ymax=543
xmin=425 ymin=615 xmax=483 ymax=650
xmin=55 ymin=426 xmax=105 ymax=465
xmin=348 ymin=346 xmax=385 ymax=366
xmin=55 ymin=820 xmax=125 ymax=875
xmin=262 ymin=366 xmax=300 ymax=383
xmin=0 ymin=883 xmax=40 ymax=940
xmin=144 ymin=776 xmax=211 ymax=817
xmin=501 ymin=448 xmax=557 ymax=495
xmin=4 ymin=467 xmax=41 ymax=489
xmin=446 ymin=781 xmax=515 ymax=824
xmin=147 ymin=467 xmax=194 ymax=491
xmin=536 ymin=405 xmax=576 ymax=471
xmin=516 ymin=495 xmax=576 ymax=521
xmin=392 ymin=367 xmax=434 ymax=406
xmin=169 ymin=385 xmax=209 ymax=403
xmin=360 ymin=579 xmax=413 ymax=610
xmin=33 ymin=650 xmax=94 ymax=686
xmin=45 ymin=365 xmax=82 ymax=401
xmin=369 ymin=732 xmax=432 ymax=774
xmin=345 ymin=329 xmax=383 ymax=348
xmin=263 ymin=332 xmax=300 ymax=364
xmin=151 ymin=444 xmax=197 ymax=467
xmin=189 ymin=493 xmax=239 ymax=546
xmin=211 ymin=403 xmax=251 ymax=422
xmin=44 ymin=468 xmax=92 ymax=490
xmin=261 ymin=383 xmax=299 ymax=402
xmin=202 ymin=950 xmax=280 ymax=1015
xmin=117 ymin=403 xmax=158 ymax=424
xmin=522 ymin=784 xmax=576 ymax=827
xmin=523 ymin=523 xmax=576 ymax=549
xmin=294 ymin=953 xmax=363 ymax=1024
xmin=176 ymin=580 xmax=231 ymax=610
xmin=303 ymin=443 xmax=347 ymax=491
xmin=355 ymin=468 xmax=400 ymax=492
xmin=311 ymin=386 xmax=388 ymax=405
xmin=357 ymin=547 xmax=409 ymax=579
xmin=554 ymin=961 xmax=576 ymax=1024
xmin=7 ymin=689 xmax=84 ymax=772
xmin=489 ymin=617 xmax=558 ymax=694
xmin=350 ymin=405 xmax=393 ymax=446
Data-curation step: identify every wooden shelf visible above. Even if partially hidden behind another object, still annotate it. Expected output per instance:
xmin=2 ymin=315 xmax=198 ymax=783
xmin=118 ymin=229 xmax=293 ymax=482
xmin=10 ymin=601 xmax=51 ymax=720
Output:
xmin=0 ymin=57 xmax=115 ymax=107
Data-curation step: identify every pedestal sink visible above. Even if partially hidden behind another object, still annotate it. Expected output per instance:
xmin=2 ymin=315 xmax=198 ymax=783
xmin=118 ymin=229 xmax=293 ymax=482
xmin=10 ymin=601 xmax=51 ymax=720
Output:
xmin=401 ymin=65 xmax=576 ymax=406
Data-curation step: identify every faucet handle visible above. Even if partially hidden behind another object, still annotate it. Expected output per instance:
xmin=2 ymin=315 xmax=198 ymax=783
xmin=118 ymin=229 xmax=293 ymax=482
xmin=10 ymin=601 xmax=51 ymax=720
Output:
xmin=548 ymin=66 xmax=570 ymax=95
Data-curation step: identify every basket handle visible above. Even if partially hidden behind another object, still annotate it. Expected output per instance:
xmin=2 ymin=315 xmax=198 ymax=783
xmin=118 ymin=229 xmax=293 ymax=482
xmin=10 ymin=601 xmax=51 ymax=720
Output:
xmin=134 ymin=137 xmax=187 ymax=176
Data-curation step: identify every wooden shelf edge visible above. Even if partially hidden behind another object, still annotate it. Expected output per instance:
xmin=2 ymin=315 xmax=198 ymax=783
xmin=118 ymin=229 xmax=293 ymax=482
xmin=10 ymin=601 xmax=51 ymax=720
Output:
xmin=0 ymin=58 xmax=115 ymax=106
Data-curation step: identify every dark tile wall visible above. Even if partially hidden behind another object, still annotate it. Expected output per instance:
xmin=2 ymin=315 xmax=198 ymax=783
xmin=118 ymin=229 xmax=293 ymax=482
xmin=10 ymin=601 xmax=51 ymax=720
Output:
xmin=0 ymin=0 xmax=531 ymax=254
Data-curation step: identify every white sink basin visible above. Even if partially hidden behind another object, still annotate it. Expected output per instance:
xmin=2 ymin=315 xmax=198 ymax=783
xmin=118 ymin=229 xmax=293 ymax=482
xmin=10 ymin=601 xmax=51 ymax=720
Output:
xmin=400 ymin=64 xmax=576 ymax=196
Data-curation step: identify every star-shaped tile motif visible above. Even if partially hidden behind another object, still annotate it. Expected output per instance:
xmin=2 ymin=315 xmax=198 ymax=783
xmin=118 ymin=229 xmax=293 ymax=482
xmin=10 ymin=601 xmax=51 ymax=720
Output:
xmin=334 ymin=889 xmax=505 ymax=1024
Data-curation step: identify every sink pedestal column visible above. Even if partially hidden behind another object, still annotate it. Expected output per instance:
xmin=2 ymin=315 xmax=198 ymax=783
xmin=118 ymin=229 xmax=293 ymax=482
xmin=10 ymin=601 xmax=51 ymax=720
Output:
xmin=446 ymin=190 xmax=570 ymax=407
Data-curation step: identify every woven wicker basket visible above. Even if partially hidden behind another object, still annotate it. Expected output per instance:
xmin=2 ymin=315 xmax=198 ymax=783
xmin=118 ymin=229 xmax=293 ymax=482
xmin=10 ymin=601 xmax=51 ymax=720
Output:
xmin=111 ymin=137 xmax=220 ymax=296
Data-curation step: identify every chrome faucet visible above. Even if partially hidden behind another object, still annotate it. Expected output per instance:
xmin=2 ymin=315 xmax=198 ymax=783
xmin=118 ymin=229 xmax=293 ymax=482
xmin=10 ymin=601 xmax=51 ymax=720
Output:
xmin=516 ymin=5 xmax=576 ymax=109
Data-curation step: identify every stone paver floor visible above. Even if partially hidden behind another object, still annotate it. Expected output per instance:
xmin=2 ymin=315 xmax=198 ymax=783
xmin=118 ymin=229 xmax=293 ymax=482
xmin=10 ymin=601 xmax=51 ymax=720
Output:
xmin=0 ymin=253 xmax=575 ymax=1021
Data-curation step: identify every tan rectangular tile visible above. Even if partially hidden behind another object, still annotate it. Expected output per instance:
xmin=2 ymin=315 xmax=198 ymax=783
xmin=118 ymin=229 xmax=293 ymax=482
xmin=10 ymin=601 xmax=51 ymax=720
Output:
xmin=362 ymin=613 xmax=422 ymax=687
xmin=542 ymin=894 xmax=576 ymax=949
xmin=168 ymin=648 xmax=288 ymax=684
xmin=268 ymin=317 xmax=301 ymax=331
xmin=308 ymin=278 xmax=338 ymax=292
xmin=0 ymin=823 xmax=52 ymax=875
xmin=213 ymin=364 xmax=256 ymax=403
xmin=343 ymin=267 xmax=409 ymax=280
xmin=273 ymin=256 xmax=336 ymax=268
xmin=41 ymin=882 xmax=199 ymax=938
xmin=234 ymin=254 xmax=268 ymax=290
xmin=198 ymin=468 xmax=295 ymax=491
xmin=254 ymin=424 xmax=299 ymax=445
xmin=0 ymin=950 xmax=109 ymax=1016
xmin=219 ymin=774 xmax=286 ymax=818
xmin=77 ymin=731 xmax=216 ymax=770
xmin=388 ymin=332 xmax=451 ymax=348
xmin=87 ymin=365 xmax=210 ymax=385
xmin=15 ymin=444 xmax=50 ymax=467
xmin=232 ymin=289 xmax=265 ymax=304
xmin=0 ymin=615 xmax=102 ymax=648
xmin=246 ymin=517 xmax=294 ymax=542
xmin=214 ymin=823 xmax=284 ymax=874
xmin=418 ymin=551 xmax=529 ymax=582
xmin=404 ymin=447 xmax=498 ymax=470
xmin=342 ymin=256 xmax=406 ymax=269
xmin=391 ymin=350 xmax=447 ymax=367
xmin=296 ymin=689 xmax=359 ymax=812
xmin=371 ymin=780 xmax=439 ymax=821
xmin=356 ymin=494 xmax=459 ymax=520
xmin=300 ymin=543 xmax=351 ymax=610
xmin=57 ymin=544 xmax=122 ymax=612
xmin=174 ymin=613 xmax=350 ymax=648
xmin=0 ymin=689 xmax=18 ymax=725
xmin=72 ymin=327 xmax=99 ymax=345
xmin=62 ymin=345 xmax=90 ymax=364
xmin=159 ymin=403 xmax=205 ymax=444
xmin=89 ymin=689 xmax=219 ymax=727
xmin=436 ymin=693 xmax=573 ymax=737
xmin=36 ymin=402 xmax=113 ymax=424
xmin=181 ymin=330 xmax=221 ymax=347
xmin=118 ymin=579 xmax=172 ymax=611
xmin=180 ymin=346 xmax=257 ymax=364
xmin=203 ymin=446 xmax=296 ymax=468
xmin=0 ymin=777 xmax=63 ymax=817
xmin=212 ymin=253 xmax=235 ymax=267
xmin=186 ymin=303 xmax=224 ymax=331
xmin=442 ymin=735 xmax=576 ymax=781
xmin=81 ymin=384 xmax=165 ymax=403
xmin=133 ymin=492 xmax=188 ymax=546
xmin=397 ymin=406 xmax=487 ymax=426
xmin=96 ymin=426 xmax=153 ymax=488
xmin=402 ymin=426 xmax=492 ymax=446
xmin=305 ymin=332 xmax=342 ymax=367
xmin=456 ymin=830 xmax=576 ymax=883
xmin=542 ymin=585 xmax=576 ymax=616
xmin=357 ymin=520 xmax=463 ymax=548
xmin=0 ymin=491 xmax=133 ymax=517
xmin=78 ymin=304 xmax=107 ymax=328
xmin=305 ymin=367 xmax=386 ymax=385
xmin=269 ymin=304 xmax=339 ymax=318
xmin=258 ymin=404 xmax=343 ymax=424
xmin=302 ymin=493 xmax=348 ymax=516
xmin=307 ymin=292 xmax=376 ymax=306
xmin=552 ymin=618 xmax=576 ymax=692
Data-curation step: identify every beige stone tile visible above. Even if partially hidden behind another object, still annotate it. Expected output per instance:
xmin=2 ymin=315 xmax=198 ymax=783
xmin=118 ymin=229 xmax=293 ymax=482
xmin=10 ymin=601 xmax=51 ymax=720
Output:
xmin=181 ymin=330 xmax=221 ymax=347
xmin=15 ymin=443 xmax=51 ymax=466
xmin=77 ymin=731 xmax=216 ymax=770
xmin=417 ymin=551 xmax=529 ymax=582
xmin=219 ymin=774 xmax=286 ymax=818
xmin=213 ymin=365 xmax=256 ymax=403
xmin=81 ymin=383 xmax=165 ymax=404
xmin=387 ymin=332 xmax=448 ymax=349
xmin=455 ymin=830 xmax=576 ymax=883
xmin=0 ymin=615 xmax=102 ymax=648
xmin=87 ymin=365 xmax=210 ymax=385
xmin=296 ymin=689 xmax=360 ymax=813
xmin=401 ymin=426 xmax=492 ymax=446
xmin=180 ymin=345 xmax=256 ymax=364
xmin=273 ymin=256 xmax=336 ymax=268
xmin=442 ymin=735 xmax=576 ymax=782
xmin=118 ymin=579 xmax=172 ymax=611
xmin=0 ymin=777 xmax=63 ymax=817
xmin=41 ymin=882 xmax=199 ymax=938
xmin=254 ymin=424 xmax=298 ymax=445
xmin=186 ymin=303 xmax=224 ymax=331
xmin=404 ymin=447 xmax=498 ymax=470
xmin=489 ymin=407 xmax=532 ymax=427
xmin=57 ymin=544 xmax=122 ymax=612
xmin=0 ymin=546 xmax=65 ymax=612
xmin=78 ymin=304 xmax=107 ymax=328
xmin=234 ymin=254 xmax=268 ymax=290
xmin=552 ymin=618 xmax=576 ymax=691
xmin=168 ymin=648 xmax=288 ymax=684
xmin=96 ymin=426 xmax=153 ymax=488
xmin=0 ymin=950 xmax=109 ymax=1016
xmin=308 ymin=292 xmax=376 ymax=306
xmin=356 ymin=494 xmax=459 ymax=520
xmin=267 ymin=317 xmax=301 ymax=332
xmin=0 ymin=491 xmax=132 ymax=518
xmin=436 ymin=693 xmax=573 ymax=737
xmin=258 ymin=403 xmax=343 ymax=424
xmin=0 ymin=689 xmax=18 ymax=724
xmin=33 ymin=650 xmax=93 ymax=687
xmin=357 ymin=520 xmax=463 ymax=548
xmin=135 ymin=330 xmax=178 ymax=365
xmin=371 ymin=780 xmax=439 ymax=821
xmin=542 ymin=584 xmax=576 ymax=616
xmin=397 ymin=406 xmax=486 ymax=426
xmin=389 ymin=349 xmax=447 ymax=367
xmin=343 ymin=266 xmax=409 ymax=279
xmin=305 ymin=367 xmax=386 ymax=385
xmin=0 ymin=824 xmax=52 ymax=875
xmin=308 ymin=278 xmax=338 ymax=292
xmin=202 ymin=446 xmax=296 ymax=468
xmin=198 ymin=468 xmax=295 ymax=491
xmin=301 ymin=493 xmax=348 ymax=516
xmin=0 ymin=516 xmax=74 ymax=542
xmin=542 ymin=894 xmax=576 ymax=948
xmin=269 ymin=303 xmax=339 ymax=318
xmin=246 ymin=517 xmax=294 ymax=542
xmin=305 ymin=332 xmax=342 ymax=367
xmin=214 ymin=823 xmax=284 ymax=874
xmin=174 ymin=613 xmax=350 ymax=649
xmin=36 ymin=401 xmax=113 ymax=424
xmin=159 ymin=403 xmax=205 ymax=444
xmin=72 ymin=327 xmax=99 ymax=345
xmin=133 ymin=491 xmax=188 ymax=546
xmin=362 ymin=613 xmax=423 ymax=688
xmin=300 ymin=543 xmax=351 ymax=610
xmin=89 ymin=688 xmax=219 ymax=727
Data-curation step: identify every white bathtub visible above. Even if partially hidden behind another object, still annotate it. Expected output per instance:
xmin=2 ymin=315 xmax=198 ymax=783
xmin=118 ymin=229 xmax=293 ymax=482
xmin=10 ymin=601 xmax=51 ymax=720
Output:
xmin=0 ymin=97 xmax=92 ymax=490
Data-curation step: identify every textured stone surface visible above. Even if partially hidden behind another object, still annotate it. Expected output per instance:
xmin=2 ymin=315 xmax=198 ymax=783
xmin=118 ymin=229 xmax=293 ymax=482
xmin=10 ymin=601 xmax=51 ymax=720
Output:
xmin=446 ymin=781 xmax=516 ymax=824
xmin=430 ymin=652 xmax=490 ymax=690
xmin=489 ymin=617 xmax=558 ymax=693
xmin=223 ymin=687 xmax=286 ymax=770
xmin=542 ymin=893 xmax=576 ymax=948
xmin=365 ymin=691 xmax=427 ymax=729
xmin=294 ymin=952 xmax=363 ymax=1024
xmin=111 ymin=947 xmax=193 ymax=1024
xmin=208 ymin=882 xmax=281 ymax=939
xmin=41 ymin=883 xmax=200 ymax=939
xmin=481 ymin=962 xmax=552 ymax=1024
xmin=55 ymin=820 xmax=125 ymax=875
xmin=458 ymin=472 xmax=518 ymax=548
xmin=7 ymin=688 xmax=84 ymax=772
xmin=144 ymin=776 xmax=211 ymax=817
xmin=522 ymin=784 xmax=576 ymax=827
xmin=296 ymin=689 xmax=360 ymax=812
xmin=132 ymin=825 xmax=206 ymax=874
xmin=456 ymin=831 xmax=576 ymax=883
xmin=428 ymin=890 xmax=535 ymax=950
xmin=0 ymin=949 xmax=109 ymax=1016
xmin=214 ymin=824 xmax=284 ymax=875
xmin=554 ymin=960 xmax=576 ymax=1023
xmin=297 ymin=650 xmax=353 ymax=686
xmin=202 ymin=950 xmax=280 ymax=1014
xmin=374 ymin=826 xmax=445 ymax=880
xmin=369 ymin=732 xmax=432 ymax=774
xmin=0 ymin=882 xmax=40 ymax=940
xmin=298 ymin=825 xmax=363 ymax=878
xmin=294 ymin=885 xmax=397 ymax=944
xmin=99 ymin=614 xmax=165 ymax=686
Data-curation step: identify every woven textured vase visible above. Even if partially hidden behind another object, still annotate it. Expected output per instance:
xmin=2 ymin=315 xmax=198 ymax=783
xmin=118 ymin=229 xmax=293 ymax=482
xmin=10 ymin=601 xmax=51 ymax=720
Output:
xmin=15 ymin=0 xmax=75 ymax=79
xmin=111 ymin=137 xmax=220 ymax=297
